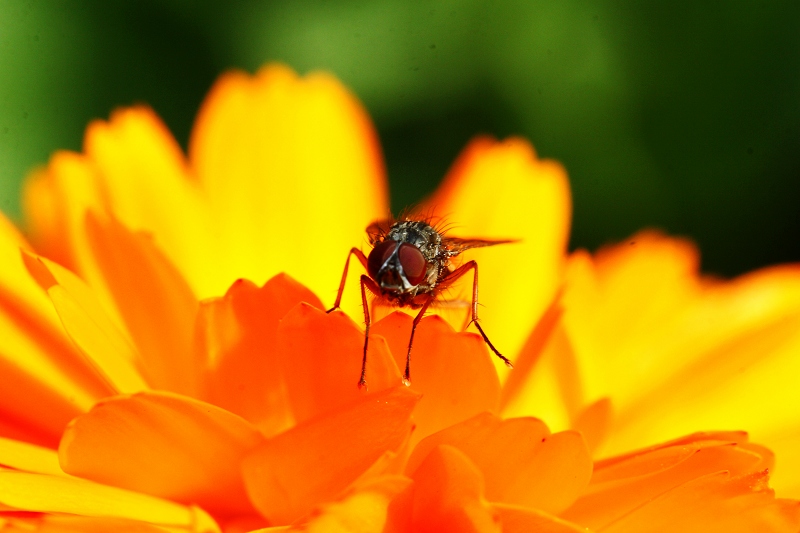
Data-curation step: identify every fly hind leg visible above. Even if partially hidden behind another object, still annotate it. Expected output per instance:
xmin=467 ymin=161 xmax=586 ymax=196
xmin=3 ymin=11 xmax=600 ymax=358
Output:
xmin=404 ymin=294 xmax=436 ymax=386
xmin=441 ymin=260 xmax=513 ymax=368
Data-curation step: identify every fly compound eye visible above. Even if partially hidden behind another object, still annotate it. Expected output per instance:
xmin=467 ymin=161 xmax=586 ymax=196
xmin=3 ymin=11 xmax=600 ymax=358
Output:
xmin=397 ymin=243 xmax=427 ymax=285
xmin=367 ymin=240 xmax=398 ymax=280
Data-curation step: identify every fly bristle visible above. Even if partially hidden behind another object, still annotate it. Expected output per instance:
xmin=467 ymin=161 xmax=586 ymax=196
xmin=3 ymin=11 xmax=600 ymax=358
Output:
xmin=434 ymin=219 xmax=458 ymax=237
xmin=395 ymin=205 xmax=418 ymax=223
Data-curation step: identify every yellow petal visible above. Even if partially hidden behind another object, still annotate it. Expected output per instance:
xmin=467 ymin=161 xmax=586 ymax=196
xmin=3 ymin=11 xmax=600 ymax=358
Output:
xmin=22 ymin=251 xmax=148 ymax=395
xmin=498 ymin=294 xmax=563 ymax=413
xmin=760 ymin=428 xmax=800 ymax=497
xmin=561 ymin=234 xmax=705 ymax=410
xmin=0 ymin=470 xmax=219 ymax=532
xmin=421 ymin=137 xmax=571 ymax=372
xmin=0 ymin=515 xmax=179 ymax=533
xmin=501 ymin=230 xmax=800 ymax=499
xmin=555 ymin=233 xmax=800 ymax=496
xmin=189 ymin=64 xmax=388 ymax=303
xmin=0 ymin=436 xmax=64 ymax=476
xmin=570 ymin=397 xmax=612 ymax=454
xmin=291 ymin=476 xmax=412 ymax=533
xmin=500 ymin=325 xmax=581 ymax=439
xmin=58 ymin=391 xmax=263 ymax=518
xmin=615 ymin=265 xmax=800 ymax=477
xmin=0 ymin=209 xmax=60 ymax=318
xmin=80 ymin=107 xmax=217 ymax=298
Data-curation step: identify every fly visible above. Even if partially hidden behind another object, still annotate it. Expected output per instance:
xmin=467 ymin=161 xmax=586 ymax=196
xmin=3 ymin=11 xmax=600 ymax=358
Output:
xmin=327 ymin=216 xmax=515 ymax=388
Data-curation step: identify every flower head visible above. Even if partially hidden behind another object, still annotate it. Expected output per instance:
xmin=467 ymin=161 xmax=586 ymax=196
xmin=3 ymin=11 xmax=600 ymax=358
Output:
xmin=0 ymin=64 xmax=798 ymax=531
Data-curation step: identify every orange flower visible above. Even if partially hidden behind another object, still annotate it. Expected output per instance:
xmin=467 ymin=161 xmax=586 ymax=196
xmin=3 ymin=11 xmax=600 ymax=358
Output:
xmin=503 ymin=231 xmax=800 ymax=497
xmin=0 ymin=64 xmax=797 ymax=531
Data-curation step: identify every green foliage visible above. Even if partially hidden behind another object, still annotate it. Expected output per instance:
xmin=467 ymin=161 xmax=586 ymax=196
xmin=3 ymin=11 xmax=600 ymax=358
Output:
xmin=1 ymin=0 xmax=798 ymax=274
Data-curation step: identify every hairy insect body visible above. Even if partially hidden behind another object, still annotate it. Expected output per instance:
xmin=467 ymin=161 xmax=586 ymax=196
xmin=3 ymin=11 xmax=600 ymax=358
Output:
xmin=369 ymin=221 xmax=448 ymax=306
xmin=329 ymin=216 xmax=514 ymax=387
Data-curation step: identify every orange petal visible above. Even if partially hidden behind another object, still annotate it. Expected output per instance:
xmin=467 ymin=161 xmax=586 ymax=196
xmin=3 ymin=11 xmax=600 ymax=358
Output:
xmin=421 ymin=137 xmax=571 ymax=371
xmin=493 ymin=504 xmax=592 ymax=533
xmin=0 ymin=215 xmax=109 ymax=446
xmin=198 ymin=274 xmax=323 ymax=437
xmin=0 ymin=416 xmax=59 ymax=449
xmin=241 ymin=386 xmax=419 ymax=525
xmin=371 ymin=312 xmax=500 ymax=444
xmin=407 ymin=413 xmax=592 ymax=514
xmin=22 ymin=252 xmax=148 ymax=396
xmin=58 ymin=391 xmax=263 ymax=518
xmin=410 ymin=445 xmax=500 ymax=533
xmin=0 ymin=471 xmax=219 ymax=532
xmin=81 ymin=107 xmax=219 ymax=300
xmin=562 ymin=433 xmax=774 ymax=529
xmin=0 ymin=355 xmax=87 ymax=449
xmin=84 ymin=214 xmax=200 ymax=396
xmin=22 ymin=165 xmax=73 ymax=270
xmin=22 ymin=151 xmax=104 ymax=280
xmin=276 ymin=304 xmax=402 ymax=423
xmin=189 ymin=64 xmax=388 ymax=305
xmin=601 ymin=470 xmax=800 ymax=533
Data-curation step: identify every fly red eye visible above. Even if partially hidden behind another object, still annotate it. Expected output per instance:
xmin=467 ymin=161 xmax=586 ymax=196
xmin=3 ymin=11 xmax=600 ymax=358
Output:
xmin=367 ymin=240 xmax=397 ymax=280
xmin=398 ymin=243 xmax=427 ymax=285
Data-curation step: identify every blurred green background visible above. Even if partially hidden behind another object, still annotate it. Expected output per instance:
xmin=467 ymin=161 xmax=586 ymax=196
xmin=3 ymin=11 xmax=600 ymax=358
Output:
xmin=1 ymin=0 xmax=798 ymax=276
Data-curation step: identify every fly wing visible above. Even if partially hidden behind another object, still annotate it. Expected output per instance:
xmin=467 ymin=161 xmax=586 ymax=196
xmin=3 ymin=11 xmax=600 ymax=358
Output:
xmin=442 ymin=236 xmax=519 ymax=256
xmin=365 ymin=218 xmax=394 ymax=244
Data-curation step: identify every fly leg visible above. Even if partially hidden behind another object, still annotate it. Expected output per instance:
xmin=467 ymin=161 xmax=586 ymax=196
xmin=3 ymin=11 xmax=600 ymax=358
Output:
xmin=358 ymin=274 xmax=382 ymax=389
xmin=327 ymin=248 xmax=368 ymax=313
xmin=442 ymin=260 xmax=513 ymax=368
xmin=405 ymin=294 xmax=436 ymax=386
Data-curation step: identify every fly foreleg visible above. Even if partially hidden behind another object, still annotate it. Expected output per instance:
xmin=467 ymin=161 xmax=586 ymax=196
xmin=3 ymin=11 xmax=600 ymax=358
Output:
xmin=327 ymin=248 xmax=369 ymax=313
xmin=358 ymin=274 xmax=382 ymax=389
